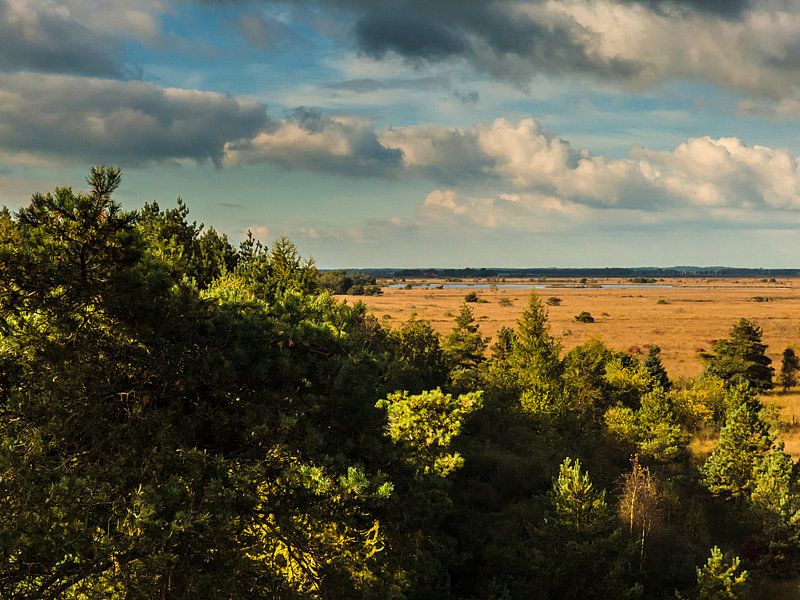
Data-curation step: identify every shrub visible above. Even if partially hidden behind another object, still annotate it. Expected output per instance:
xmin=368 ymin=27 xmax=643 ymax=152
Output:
xmin=498 ymin=296 xmax=513 ymax=307
xmin=350 ymin=284 xmax=383 ymax=296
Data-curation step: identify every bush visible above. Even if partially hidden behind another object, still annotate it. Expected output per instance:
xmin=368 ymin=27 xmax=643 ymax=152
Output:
xmin=349 ymin=284 xmax=383 ymax=296
xmin=575 ymin=311 xmax=595 ymax=323
xmin=498 ymin=297 xmax=513 ymax=307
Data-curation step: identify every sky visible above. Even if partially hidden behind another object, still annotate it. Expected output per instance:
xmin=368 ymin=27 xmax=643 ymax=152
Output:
xmin=4 ymin=1 xmax=800 ymax=267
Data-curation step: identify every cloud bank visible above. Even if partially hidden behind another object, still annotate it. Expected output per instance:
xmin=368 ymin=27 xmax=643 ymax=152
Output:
xmin=8 ymin=1 xmax=800 ymax=113
xmin=0 ymin=0 xmax=163 ymax=78
xmin=244 ymin=0 xmax=800 ymax=108
xmin=1 ymin=73 xmax=798 ymax=222
xmin=383 ymin=117 xmax=800 ymax=214
xmin=224 ymin=107 xmax=403 ymax=176
xmin=3 ymin=0 xmax=800 ymax=236
xmin=0 ymin=74 xmax=267 ymax=166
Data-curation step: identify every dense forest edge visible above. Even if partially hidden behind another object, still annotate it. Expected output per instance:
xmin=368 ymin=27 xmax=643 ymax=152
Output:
xmin=3 ymin=167 xmax=800 ymax=599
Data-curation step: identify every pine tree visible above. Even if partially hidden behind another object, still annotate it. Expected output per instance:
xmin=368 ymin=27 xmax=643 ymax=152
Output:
xmin=267 ymin=234 xmax=318 ymax=295
xmin=533 ymin=458 xmax=628 ymax=599
xmin=511 ymin=292 xmax=564 ymax=415
xmin=550 ymin=457 xmax=611 ymax=534
xmin=562 ymin=338 xmax=616 ymax=419
xmin=703 ymin=319 xmax=773 ymax=391
xmin=750 ymin=443 xmax=798 ymax=530
xmin=387 ymin=317 xmax=448 ymax=393
xmin=480 ymin=326 xmax=520 ymax=403
xmin=636 ymin=387 xmax=687 ymax=463
xmin=512 ymin=292 xmax=561 ymax=374
xmin=490 ymin=325 xmax=516 ymax=361
xmin=695 ymin=547 xmax=748 ymax=600
xmin=443 ymin=304 xmax=488 ymax=392
xmin=748 ymin=443 xmax=800 ymax=572
xmin=644 ymin=345 xmax=671 ymax=390
xmin=779 ymin=347 xmax=799 ymax=392
xmin=376 ymin=388 xmax=483 ymax=477
xmin=702 ymin=385 xmax=775 ymax=499
xmin=443 ymin=304 xmax=487 ymax=369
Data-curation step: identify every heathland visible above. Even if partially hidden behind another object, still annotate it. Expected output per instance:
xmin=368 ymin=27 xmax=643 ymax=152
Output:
xmin=355 ymin=278 xmax=800 ymax=379
xmin=4 ymin=168 xmax=800 ymax=599
xmin=356 ymin=279 xmax=800 ymax=461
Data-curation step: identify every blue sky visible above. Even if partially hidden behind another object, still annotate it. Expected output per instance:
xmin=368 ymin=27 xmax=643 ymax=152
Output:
xmin=4 ymin=0 xmax=800 ymax=267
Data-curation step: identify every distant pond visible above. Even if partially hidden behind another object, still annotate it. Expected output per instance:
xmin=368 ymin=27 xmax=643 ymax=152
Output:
xmin=386 ymin=283 xmax=676 ymax=290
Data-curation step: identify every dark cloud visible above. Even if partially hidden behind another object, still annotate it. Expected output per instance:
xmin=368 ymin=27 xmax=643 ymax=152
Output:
xmin=351 ymin=2 xmax=642 ymax=86
xmin=225 ymin=107 xmax=405 ymax=177
xmin=285 ymin=106 xmax=328 ymax=133
xmin=212 ymin=0 xmax=764 ymax=87
xmin=340 ymin=0 xmax=756 ymax=19
xmin=761 ymin=39 xmax=800 ymax=70
xmin=266 ymin=0 xmax=757 ymax=17
xmin=0 ymin=74 xmax=268 ymax=166
xmin=355 ymin=11 xmax=467 ymax=60
xmin=0 ymin=70 xmax=402 ymax=175
xmin=0 ymin=0 xmax=126 ymax=77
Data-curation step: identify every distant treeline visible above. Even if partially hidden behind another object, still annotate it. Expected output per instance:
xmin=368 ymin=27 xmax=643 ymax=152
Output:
xmin=318 ymin=270 xmax=382 ymax=295
xmin=341 ymin=267 xmax=799 ymax=279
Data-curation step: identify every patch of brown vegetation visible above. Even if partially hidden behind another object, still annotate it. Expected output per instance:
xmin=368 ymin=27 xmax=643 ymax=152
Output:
xmin=352 ymin=278 xmax=800 ymax=379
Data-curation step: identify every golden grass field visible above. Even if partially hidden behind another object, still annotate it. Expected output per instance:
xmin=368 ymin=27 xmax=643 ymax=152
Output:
xmin=350 ymin=277 xmax=800 ymax=456
xmin=353 ymin=277 xmax=800 ymax=379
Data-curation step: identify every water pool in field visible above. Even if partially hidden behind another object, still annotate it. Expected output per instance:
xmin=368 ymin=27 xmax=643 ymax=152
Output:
xmin=386 ymin=283 xmax=675 ymax=290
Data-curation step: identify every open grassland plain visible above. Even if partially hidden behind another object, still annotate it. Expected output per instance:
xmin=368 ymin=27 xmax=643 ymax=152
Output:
xmin=354 ymin=277 xmax=800 ymax=460
xmin=353 ymin=277 xmax=800 ymax=379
